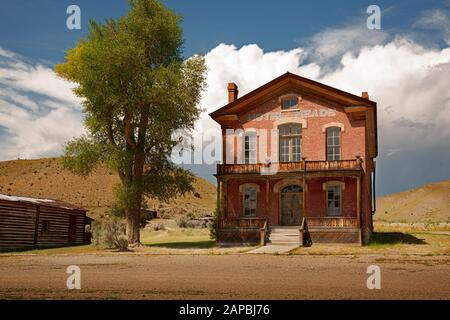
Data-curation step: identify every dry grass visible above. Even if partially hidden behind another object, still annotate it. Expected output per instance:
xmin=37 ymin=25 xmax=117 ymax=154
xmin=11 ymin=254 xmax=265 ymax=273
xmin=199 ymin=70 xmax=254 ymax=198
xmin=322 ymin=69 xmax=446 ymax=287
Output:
xmin=376 ymin=179 xmax=450 ymax=223
xmin=0 ymin=158 xmax=216 ymax=219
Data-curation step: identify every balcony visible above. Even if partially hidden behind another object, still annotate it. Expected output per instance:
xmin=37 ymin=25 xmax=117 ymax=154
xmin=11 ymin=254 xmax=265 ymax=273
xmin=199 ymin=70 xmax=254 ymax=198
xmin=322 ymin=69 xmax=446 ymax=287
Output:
xmin=217 ymin=159 xmax=362 ymax=176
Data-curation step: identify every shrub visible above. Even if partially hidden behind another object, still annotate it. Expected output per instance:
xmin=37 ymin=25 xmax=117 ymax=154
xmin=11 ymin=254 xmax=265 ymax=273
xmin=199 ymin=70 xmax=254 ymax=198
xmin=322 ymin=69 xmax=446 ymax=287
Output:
xmin=91 ymin=218 xmax=128 ymax=250
xmin=114 ymin=234 xmax=129 ymax=251
xmin=176 ymin=215 xmax=189 ymax=228
xmin=146 ymin=222 xmax=166 ymax=231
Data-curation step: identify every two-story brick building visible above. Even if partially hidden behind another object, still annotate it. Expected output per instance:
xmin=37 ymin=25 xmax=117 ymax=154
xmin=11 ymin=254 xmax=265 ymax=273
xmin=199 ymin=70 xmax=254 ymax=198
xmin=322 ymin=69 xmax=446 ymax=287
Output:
xmin=210 ymin=72 xmax=377 ymax=246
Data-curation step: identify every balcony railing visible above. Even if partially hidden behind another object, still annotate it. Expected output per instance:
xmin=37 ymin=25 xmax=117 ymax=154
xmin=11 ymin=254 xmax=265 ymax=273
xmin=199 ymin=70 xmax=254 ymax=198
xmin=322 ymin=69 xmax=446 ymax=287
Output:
xmin=217 ymin=159 xmax=362 ymax=175
xmin=306 ymin=217 xmax=358 ymax=228
xmin=218 ymin=217 xmax=267 ymax=229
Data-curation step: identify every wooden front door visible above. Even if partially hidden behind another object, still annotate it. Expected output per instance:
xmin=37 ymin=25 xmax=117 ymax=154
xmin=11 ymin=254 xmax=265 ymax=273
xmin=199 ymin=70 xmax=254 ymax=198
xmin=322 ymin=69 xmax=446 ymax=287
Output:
xmin=280 ymin=185 xmax=303 ymax=225
xmin=68 ymin=215 xmax=77 ymax=243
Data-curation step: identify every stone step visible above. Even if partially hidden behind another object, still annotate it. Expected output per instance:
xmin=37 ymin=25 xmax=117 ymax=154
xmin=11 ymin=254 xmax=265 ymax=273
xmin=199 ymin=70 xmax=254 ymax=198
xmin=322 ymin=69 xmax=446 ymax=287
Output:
xmin=269 ymin=226 xmax=300 ymax=245
xmin=270 ymin=231 xmax=300 ymax=235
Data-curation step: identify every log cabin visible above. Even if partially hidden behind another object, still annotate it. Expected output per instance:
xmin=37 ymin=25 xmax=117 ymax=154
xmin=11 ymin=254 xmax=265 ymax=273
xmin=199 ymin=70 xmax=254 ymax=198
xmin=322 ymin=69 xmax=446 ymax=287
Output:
xmin=0 ymin=194 xmax=91 ymax=250
xmin=210 ymin=72 xmax=377 ymax=246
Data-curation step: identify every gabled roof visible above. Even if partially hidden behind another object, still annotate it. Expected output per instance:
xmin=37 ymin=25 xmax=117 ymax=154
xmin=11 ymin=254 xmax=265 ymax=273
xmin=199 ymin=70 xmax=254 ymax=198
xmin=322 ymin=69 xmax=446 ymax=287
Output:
xmin=209 ymin=72 xmax=378 ymax=158
xmin=209 ymin=72 xmax=376 ymax=118
xmin=0 ymin=194 xmax=86 ymax=211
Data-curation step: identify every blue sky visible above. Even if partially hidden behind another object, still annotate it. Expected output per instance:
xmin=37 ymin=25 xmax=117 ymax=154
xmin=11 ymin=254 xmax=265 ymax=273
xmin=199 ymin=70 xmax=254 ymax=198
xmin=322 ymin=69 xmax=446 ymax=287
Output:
xmin=1 ymin=0 xmax=450 ymax=196
xmin=1 ymin=0 xmax=448 ymax=62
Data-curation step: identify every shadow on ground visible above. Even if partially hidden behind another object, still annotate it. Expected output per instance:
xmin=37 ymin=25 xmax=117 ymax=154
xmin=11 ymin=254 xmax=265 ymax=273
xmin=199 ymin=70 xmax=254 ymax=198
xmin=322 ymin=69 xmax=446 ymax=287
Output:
xmin=369 ymin=232 xmax=427 ymax=245
xmin=144 ymin=240 xmax=216 ymax=249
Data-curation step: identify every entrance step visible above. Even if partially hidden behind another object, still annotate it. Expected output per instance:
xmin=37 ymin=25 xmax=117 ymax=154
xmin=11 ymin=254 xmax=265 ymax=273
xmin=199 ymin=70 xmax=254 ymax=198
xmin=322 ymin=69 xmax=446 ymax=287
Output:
xmin=268 ymin=226 xmax=300 ymax=245
xmin=248 ymin=226 xmax=300 ymax=254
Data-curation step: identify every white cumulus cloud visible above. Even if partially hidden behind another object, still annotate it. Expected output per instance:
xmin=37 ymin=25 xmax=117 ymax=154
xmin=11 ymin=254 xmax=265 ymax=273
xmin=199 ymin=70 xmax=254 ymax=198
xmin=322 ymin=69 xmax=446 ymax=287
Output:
xmin=0 ymin=47 xmax=84 ymax=160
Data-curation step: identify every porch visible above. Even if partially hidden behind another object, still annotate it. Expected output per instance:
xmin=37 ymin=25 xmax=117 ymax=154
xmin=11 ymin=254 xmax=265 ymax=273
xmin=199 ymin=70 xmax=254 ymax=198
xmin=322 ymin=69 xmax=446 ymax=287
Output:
xmin=215 ymin=216 xmax=361 ymax=246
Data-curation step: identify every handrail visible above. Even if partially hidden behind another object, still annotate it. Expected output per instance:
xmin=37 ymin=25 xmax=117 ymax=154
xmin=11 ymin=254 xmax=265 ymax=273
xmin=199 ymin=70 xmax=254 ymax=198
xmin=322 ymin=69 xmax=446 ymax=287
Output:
xmin=218 ymin=217 xmax=266 ymax=229
xmin=306 ymin=217 xmax=358 ymax=228
xmin=260 ymin=219 xmax=268 ymax=246
xmin=217 ymin=159 xmax=362 ymax=175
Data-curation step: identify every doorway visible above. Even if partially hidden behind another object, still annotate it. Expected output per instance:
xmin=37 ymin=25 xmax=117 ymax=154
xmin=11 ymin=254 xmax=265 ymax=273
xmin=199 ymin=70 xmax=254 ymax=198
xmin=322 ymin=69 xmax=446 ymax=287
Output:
xmin=280 ymin=185 xmax=303 ymax=225
xmin=68 ymin=215 xmax=77 ymax=243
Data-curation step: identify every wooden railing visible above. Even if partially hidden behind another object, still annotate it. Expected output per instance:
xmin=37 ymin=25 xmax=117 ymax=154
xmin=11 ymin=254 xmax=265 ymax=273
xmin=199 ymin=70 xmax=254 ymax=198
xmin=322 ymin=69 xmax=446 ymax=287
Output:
xmin=260 ymin=220 xmax=269 ymax=246
xmin=218 ymin=217 xmax=267 ymax=229
xmin=306 ymin=217 xmax=358 ymax=228
xmin=217 ymin=159 xmax=361 ymax=175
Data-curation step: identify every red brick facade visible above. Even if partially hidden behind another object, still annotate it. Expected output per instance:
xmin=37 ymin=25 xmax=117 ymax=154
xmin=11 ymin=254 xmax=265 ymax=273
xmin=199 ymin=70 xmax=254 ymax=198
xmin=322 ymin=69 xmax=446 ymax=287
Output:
xmin=210 ymin=72 xmax=377 ymax=245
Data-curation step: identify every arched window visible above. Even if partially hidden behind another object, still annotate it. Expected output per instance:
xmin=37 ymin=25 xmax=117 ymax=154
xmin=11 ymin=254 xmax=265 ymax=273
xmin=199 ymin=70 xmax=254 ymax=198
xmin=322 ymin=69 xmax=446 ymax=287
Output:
xmin=242 ymin=186 xmax=257 ymax=217
xmin=281 ymin=185 xmax=303 ymax=193
xmin=326 ymin=127 xmax=341 ymax=161
xmin=279 ymin=123 xmax=302 ymax=162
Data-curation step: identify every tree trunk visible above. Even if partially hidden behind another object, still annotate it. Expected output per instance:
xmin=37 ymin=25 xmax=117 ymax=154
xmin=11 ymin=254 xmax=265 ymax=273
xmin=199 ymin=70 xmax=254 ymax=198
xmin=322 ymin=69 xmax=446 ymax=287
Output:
xmin=126 ymin=205 xmax=141 ymax=246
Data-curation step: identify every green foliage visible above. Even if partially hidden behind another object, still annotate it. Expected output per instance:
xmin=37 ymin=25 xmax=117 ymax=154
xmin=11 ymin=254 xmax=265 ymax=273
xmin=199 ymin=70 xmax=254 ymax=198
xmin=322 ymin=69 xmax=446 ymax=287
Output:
xmin=61 ymin=137 xmax=108 ymax=176
xmin=91 ymin=218 xmax=128 ymax=250
xmin=55 ymin=0 xmax=207 ymax=244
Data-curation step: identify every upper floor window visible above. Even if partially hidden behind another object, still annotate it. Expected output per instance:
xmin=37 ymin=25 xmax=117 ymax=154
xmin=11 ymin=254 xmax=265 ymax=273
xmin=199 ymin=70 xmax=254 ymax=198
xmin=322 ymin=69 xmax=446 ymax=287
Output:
xmin=279 ymin=124 xmax=302 ymax=162
xmin=243 ymin=186 xmax=257 ymax=217
xmin=244 ymin=133 xmax=256 ymax=164
xmin=326 ymin=127 xmax=341 ymax=161
xmin=327 ymin=185 xmax=342 ymax=216
xmin=281 ymin=97 xmax=299 ymax=110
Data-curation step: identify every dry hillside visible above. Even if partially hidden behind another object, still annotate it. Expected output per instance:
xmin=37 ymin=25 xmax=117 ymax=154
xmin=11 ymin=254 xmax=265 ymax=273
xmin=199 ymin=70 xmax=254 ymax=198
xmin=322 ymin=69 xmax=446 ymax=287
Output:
xmin=0 ymin=158 xmax=216 ymax=219
xmin=376 ymin=179 xmax=450 ymax=223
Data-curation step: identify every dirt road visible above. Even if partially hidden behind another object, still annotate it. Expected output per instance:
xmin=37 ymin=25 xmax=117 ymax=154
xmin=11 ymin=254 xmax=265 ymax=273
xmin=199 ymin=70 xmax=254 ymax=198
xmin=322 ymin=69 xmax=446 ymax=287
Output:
xmin=0 ymin=254 xmax=448 ymax=299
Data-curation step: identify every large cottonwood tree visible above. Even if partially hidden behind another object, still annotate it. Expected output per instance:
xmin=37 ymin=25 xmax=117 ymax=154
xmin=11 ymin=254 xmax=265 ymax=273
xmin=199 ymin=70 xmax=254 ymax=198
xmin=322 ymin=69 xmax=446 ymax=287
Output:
xmin=56 ymin=0 xmax=206 ymax=245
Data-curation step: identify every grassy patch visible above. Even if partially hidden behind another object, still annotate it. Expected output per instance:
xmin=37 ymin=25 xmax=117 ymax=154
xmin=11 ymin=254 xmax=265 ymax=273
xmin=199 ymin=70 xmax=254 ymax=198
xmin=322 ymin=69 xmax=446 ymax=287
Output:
xmin=1 ymin=245 xmax=100 ymax=255
xmin=141 ymin=226 xmax=214 ymax=249
xmin=368 ymin=232 xmax=427 ymax=247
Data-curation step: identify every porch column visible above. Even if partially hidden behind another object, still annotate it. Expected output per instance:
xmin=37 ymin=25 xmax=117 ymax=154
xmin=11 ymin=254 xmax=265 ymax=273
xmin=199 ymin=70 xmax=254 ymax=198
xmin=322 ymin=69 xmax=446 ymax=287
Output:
xmin=302 ymin=158 xmax=306 ymax=219
xmin=221 ymin=179 xmax=228 ymax=219
xmin=356 ymin=176 xmax=361 ymax=228
xmin=265 ymin=178 xmax=270 ymax=220
xmin=216 ymin=178 xmax=221 ymax=217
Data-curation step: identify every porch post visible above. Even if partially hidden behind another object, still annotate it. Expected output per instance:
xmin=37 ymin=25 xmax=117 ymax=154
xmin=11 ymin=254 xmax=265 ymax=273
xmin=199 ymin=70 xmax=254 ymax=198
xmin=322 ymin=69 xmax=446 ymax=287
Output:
xmin=265 ymin=178 xmax=270 ymax=220
xmin=221 ymin=179 xmax=228 ymax=219
xmin=356 ymin=176 xmax=361 ymax=228
xmin=302 ymin=158 xmax=306 ymax=219
xmin=216 ymin=178 xmax=221 ymax=216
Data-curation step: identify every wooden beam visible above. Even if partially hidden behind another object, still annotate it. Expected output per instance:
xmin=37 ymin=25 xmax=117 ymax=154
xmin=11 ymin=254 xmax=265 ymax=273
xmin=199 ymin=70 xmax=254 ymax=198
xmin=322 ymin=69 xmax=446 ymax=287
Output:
xmin=356 ymin=176 xmax=361 ymax=229
xmin=221 ymin=180 xmax=227 ymax=219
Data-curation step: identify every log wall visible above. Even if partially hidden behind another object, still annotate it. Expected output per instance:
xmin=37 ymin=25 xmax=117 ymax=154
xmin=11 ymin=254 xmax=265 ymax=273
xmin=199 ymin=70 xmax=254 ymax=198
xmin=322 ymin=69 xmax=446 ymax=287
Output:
xmin=0 ymin=199 xmax=86 ymax=249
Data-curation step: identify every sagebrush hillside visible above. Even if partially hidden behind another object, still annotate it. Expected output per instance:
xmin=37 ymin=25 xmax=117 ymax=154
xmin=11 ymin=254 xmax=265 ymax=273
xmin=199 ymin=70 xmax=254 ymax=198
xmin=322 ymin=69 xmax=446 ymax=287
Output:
xmin=376 ymin=179 xmax=450 ymax=223
xmin=0 ymin=158 xmax=216 ymax=219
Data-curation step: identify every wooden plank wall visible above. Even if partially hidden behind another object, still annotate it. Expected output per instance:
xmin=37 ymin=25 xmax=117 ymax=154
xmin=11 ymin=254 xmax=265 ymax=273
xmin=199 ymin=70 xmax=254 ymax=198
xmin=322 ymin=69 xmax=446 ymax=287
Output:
xmin=0 ymin=200 xmax=37 ymax=248
xmin=0 ymin=200 xmax=86 ymax=249
xmin=37 ymin=206 xmax=85 ymax=246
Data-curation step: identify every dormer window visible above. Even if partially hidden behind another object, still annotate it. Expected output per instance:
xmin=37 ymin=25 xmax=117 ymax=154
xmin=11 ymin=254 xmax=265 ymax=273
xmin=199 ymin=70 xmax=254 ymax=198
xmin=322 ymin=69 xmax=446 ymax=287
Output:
xmin=281 ymin=97 xmax=299 ymax=110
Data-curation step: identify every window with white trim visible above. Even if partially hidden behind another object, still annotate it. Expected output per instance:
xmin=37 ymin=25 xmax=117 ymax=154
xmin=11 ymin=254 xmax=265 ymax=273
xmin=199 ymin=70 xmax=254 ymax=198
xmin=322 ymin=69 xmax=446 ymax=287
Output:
xmin=327 ymin=185 xmax=342 ymax=216
xmin=279 ymin=123 xmax=302 ymax=162
xmin=243 ymin=186 xmax=257 ymax=217
xmin=244 ymin=133 xmax=256 ymax=164
xmin=281 ymin=97 xmax=299 ymax=110
xmin=326 ymin=127 xmax=341 ymax=161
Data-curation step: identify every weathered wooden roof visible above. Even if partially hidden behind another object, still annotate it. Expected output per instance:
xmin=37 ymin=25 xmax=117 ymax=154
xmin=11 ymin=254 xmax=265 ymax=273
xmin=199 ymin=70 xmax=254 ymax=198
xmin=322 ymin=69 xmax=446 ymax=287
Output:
xmin=0 ymin=194 xmax=86 ymax=211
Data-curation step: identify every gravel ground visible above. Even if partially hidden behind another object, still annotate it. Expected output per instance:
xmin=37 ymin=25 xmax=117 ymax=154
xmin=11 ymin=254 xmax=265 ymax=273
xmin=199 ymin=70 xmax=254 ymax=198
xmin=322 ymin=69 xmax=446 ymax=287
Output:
xmin=0 ymin=253 xmax=449 ymax=299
